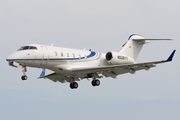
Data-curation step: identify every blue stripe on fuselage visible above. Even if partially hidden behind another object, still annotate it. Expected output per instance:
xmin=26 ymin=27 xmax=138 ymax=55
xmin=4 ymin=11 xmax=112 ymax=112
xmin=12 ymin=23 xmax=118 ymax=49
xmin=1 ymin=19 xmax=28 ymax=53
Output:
xmin=6 ymin=51 xmax=96 ymax=61
xmin=49 ymin=51 xmax=96 ymax=60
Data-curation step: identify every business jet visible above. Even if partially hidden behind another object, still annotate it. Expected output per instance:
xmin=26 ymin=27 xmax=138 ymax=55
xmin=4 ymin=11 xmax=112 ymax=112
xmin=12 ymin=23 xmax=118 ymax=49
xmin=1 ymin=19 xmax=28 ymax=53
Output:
xmin=6 ymin=34 xmax=175 ymax=89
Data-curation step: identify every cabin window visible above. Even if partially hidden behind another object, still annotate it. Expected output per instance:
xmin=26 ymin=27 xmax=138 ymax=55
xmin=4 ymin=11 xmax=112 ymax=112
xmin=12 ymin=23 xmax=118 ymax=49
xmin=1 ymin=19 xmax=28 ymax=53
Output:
xmin=61 ymin=52 xmax=63 ymax=57
xmin=55 ymin=52 xmax=58 ymax=56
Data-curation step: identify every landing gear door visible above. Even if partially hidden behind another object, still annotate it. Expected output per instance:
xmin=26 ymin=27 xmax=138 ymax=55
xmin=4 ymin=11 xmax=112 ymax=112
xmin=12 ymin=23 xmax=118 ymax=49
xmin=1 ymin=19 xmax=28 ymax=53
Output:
xmin=41 ymin=46 xmax=49 ymax=66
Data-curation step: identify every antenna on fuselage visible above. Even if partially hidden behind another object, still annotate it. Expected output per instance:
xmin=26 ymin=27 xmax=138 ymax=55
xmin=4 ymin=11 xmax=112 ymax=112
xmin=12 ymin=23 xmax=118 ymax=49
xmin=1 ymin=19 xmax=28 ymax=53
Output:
xmin=51 ymin=43 xmax=54 ymax=46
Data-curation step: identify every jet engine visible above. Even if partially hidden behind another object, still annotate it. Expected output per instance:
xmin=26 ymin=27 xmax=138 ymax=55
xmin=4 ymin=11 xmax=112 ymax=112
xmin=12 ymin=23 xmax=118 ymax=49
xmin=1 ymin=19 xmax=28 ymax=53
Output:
xmin=105 ymin=51 xmax=134 ymax=65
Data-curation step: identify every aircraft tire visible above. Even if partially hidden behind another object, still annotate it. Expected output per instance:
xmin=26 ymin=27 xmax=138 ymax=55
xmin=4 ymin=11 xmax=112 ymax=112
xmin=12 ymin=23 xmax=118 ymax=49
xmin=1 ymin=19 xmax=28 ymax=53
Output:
xmin=91 ymin=80 xmax=96 ymax=86
xmin=70 ymin=83 xmax=74 ymax=89
xmin=73 ymin=82 xmax=78 ymax=89
xmin=21 ymin=75 xmax=27 ymax=80
xmin=70 ymin=82 xmax=78 ymax=89
xmin=95 ymin=79 xmax=100 ymax=86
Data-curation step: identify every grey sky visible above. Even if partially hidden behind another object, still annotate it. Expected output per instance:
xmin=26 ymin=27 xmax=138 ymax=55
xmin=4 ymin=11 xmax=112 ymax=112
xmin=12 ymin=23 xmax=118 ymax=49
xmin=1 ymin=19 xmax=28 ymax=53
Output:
xmin=1 ymin=0 xmax=180 ymax=120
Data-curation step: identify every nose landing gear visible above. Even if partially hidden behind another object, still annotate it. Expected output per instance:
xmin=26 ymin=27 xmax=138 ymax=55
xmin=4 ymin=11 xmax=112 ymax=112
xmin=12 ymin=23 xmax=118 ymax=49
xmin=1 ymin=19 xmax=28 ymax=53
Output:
xmin=21 ymin=66 xmax=28 ymax=80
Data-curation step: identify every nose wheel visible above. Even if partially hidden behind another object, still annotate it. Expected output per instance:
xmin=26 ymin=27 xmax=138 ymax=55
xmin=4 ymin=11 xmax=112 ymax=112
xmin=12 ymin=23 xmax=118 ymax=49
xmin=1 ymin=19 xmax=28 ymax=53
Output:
xmin=21 ymin=66 xmax=28 ymax=80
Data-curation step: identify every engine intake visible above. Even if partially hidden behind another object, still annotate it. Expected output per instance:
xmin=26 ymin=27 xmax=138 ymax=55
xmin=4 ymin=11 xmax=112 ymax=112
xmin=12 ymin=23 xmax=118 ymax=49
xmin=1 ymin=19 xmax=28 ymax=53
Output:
xmin=105 ymin=51 xmax=134 ymax=65
xmin=106 ymin=52 xmax=113 ymax=61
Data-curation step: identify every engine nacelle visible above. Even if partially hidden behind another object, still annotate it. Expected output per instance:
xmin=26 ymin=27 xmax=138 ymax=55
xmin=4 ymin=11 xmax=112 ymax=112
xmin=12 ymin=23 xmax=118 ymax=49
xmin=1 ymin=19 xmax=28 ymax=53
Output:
xmin=105 ymin=51 xmax=134 ymax=65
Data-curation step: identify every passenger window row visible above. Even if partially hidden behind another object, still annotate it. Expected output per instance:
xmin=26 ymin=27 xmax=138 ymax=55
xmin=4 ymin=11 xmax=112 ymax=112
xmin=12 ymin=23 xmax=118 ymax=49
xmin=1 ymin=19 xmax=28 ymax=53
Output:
xmin=56 ymin=52 xmax=87 ymax=59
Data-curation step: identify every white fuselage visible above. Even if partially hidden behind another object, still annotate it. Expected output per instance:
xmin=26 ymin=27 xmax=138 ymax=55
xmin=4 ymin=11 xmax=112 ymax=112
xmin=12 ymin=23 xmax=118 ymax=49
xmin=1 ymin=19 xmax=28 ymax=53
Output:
xmin=7 ymin=44 xmax=105 ymax=73
xmin=6 ymin=44 xmax=134 ymax=76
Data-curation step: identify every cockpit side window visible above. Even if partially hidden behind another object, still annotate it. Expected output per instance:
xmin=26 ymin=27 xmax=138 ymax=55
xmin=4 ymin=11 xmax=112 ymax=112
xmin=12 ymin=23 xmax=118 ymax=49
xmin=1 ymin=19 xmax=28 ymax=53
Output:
xmin=18 ymin=46 xmax=37 ymax=51
xmin=29 ymin=46 xmax=37 ymax=50
xmin=18 ymin=46 xmax=30 ymax=51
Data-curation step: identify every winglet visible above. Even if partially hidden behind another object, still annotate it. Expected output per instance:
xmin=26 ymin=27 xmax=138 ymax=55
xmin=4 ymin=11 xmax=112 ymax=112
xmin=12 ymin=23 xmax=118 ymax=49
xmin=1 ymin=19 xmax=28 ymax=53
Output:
xmin=166 ymin=50 xmax=176 ymax=61
xmin=39 ymin=69 xmax=46 ymax=77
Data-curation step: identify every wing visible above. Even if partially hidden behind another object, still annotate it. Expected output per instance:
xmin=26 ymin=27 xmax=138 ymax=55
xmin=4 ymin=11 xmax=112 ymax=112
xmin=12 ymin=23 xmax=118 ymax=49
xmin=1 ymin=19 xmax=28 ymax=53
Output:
xmin=39 ymin=72 xmax=80 ymax=83
xmin=39 ymin=50 xmax=175 ymax=82
xmin=71 ymin=60 xmax=165 ymax=78
xmin=39 ymin=73 xmax=66 ymax=83
xmin=71 ymin=50 xmax=176 ymax=78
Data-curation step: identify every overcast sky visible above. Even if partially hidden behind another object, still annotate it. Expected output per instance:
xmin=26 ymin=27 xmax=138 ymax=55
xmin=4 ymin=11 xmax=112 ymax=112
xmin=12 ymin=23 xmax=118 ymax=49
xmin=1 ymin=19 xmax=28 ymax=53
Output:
xmin=1 ymin=0 xmax=180 ymax=120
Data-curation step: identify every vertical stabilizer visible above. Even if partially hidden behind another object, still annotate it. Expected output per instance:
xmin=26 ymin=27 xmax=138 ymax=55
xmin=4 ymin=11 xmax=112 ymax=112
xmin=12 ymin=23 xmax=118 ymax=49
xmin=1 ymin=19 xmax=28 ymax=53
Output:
xmin=119 ymin=34 xmax=149 ymax=61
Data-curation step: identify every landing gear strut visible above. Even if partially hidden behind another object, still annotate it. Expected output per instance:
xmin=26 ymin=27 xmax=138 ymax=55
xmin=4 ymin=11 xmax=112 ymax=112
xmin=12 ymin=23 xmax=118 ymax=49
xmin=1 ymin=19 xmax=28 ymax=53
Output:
xmin=70 ymin=82 xmax=78 ymax=89
xmin=21 ymin=66 xmax=28 ymax=80
xmin=69 ymin=77 xmax=78 ymax=89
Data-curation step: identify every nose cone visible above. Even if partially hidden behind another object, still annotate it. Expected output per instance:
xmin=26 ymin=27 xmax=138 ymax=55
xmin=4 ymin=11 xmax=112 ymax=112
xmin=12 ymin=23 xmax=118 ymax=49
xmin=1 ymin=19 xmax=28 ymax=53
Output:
xmin=6 ymin=51 xmax=28 ymax=62
xmin=6 ymin=54 xmax=15 ymax=62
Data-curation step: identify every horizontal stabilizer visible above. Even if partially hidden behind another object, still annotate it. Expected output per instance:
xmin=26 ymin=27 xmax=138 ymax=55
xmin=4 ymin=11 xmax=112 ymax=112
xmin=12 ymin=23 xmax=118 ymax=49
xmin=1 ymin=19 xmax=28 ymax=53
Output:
xmin=166 ymin=50 xmax=176 ymax=61
xmin=133 ymin=39 xmax=173 ymax=41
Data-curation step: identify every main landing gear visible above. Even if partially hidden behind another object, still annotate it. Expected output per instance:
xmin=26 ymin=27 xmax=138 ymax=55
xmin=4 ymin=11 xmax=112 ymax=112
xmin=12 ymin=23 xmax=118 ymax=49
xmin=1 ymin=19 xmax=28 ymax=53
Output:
xmin=70 ymin=82 xmax=78 ymax=89
xmin=21 ymin=75 xmax=28 ymax=80
xmin=69 ymin=75 xmax=101 ymax=89
xmin=69 ymin=80 xmax=100 ymax=89
xmin=21 ymin=66 xmax=28 ymax=80
xmin=92 ymin=79 xmax=100 ymax=86
xmin=91 ymin=74 xmax=100 ymax=87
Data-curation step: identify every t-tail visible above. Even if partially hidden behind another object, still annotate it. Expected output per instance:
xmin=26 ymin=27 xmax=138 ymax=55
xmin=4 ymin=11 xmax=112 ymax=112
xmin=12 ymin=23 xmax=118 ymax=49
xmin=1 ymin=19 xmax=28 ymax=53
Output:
xmin=119 ymin=34 xmax=172 ymax=61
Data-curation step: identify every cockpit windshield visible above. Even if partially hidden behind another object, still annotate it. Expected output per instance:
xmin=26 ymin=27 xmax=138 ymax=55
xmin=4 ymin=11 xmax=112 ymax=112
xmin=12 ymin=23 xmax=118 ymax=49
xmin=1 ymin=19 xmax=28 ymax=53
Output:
xmin=29 ymin=46 xmax=37 ymax=50
xmin=18 ymin=46 xmax=37 ymax=51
